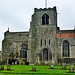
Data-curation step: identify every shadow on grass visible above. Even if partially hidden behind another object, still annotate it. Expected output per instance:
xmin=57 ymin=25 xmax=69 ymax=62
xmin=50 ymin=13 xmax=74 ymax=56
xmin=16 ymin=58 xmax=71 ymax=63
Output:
xmin=0 ymin=72 xmax=69 ymax=75
xmin=0 ymin=70 xmax=68 ymax=75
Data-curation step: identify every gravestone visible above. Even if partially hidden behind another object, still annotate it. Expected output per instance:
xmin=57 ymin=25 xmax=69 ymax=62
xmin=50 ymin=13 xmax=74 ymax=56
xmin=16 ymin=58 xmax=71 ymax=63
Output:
xmin=23 ymin=61 xmax=25 ymax=65
xmin=15 ymin=61 xmax=17 ymax=65
xmin=62 ymin=63 xmax=66 ymax=69
xmin=59 ymin=63 xmax=61 ymax=66
xmin=36 ymin=61 xmax=39 ymax=65
xmin=50 ymin=63 xmax=54 ymax=69
xmin=7 ymin=64 xmax=11 ymax=70
xmin=69 ymin=65 xmax=74 ymax=73
xmin=19 ymin=61 xmax=21 ymax=65
xmin=0 ymin=65 xmax=4 ymax=70
xmin=12 ymin=62 xmax=14 ymax=65
xmin=32 ymin=66 xmax=36 ymax=71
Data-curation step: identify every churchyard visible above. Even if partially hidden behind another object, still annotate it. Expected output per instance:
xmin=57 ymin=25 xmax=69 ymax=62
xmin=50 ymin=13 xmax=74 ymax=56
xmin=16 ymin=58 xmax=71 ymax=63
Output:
xmin=0 ymin=64 xmax=75 ymax=75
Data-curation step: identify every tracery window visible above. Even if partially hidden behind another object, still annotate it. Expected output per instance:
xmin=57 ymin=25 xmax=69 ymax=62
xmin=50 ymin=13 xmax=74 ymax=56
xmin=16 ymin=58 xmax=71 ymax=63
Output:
xmin=20 ymin=43 xmax=28 ymax=58
xmin=43 ymin=48 xmax=48 ymax=60
xmin=63 ymin=40 xmax=70 ymax=57
xmin=42 ymin=14 xmax=49 ymax=25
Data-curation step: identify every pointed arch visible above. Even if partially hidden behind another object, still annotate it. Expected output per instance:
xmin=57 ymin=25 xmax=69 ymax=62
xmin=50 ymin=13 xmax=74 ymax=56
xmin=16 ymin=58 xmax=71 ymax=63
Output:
xmin=63 ymin=40 xmax=70 ymax=57
xmin=42 ymin=14 xmax=49 ymax=25
xmin=20 ymin=43 xmax=28 ymax=58
xmin=43 ymin=48 xmax=48 ymax=60
xmin=49 ymin=39 xmax=50 ymax=45
xmin=45 ymin=39 xmax=46 ymax=45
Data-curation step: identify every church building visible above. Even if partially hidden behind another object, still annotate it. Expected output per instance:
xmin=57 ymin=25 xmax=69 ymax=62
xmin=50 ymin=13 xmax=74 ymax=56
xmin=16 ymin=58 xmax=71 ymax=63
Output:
xmin=2 ymin=6 xmax=75 ymax=65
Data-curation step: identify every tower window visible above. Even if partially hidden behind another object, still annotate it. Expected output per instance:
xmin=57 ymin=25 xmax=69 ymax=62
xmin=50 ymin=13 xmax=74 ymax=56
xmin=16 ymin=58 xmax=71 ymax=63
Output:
xmin=49 ymin=39 xmax=50 ymax=45
xmin=45 ymin=39 xmax=46 ymax=45
xmin=43 ymin=48 xmax=48 ymax=60
xmin=41 ymin=39 xmax=42 ymax=46
xmin=42 ymin=14 xmax=49 ymax=25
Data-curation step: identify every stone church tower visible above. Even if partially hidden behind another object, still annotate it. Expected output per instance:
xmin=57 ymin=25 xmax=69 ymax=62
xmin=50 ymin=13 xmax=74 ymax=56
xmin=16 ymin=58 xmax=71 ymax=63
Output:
xmin=28 ymin=6 xmax=57 ymax=64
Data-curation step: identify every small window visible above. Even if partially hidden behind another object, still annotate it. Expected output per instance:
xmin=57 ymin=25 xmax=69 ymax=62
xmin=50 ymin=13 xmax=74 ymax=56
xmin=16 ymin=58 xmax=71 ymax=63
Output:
xmin=49 ymin=39 xmax=50 ymax=45
xmin=41 ymin=39 xmax=42 ymax=45
xmin=42 ymin=14 xmax=49 ymax=25
xmin=45 ymin=39 xmax=46 ymax=45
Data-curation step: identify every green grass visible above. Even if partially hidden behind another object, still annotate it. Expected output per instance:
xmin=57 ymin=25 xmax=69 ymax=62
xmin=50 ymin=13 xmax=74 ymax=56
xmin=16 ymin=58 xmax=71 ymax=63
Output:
xmin=0 ymin=65 xmax=75 ymax=75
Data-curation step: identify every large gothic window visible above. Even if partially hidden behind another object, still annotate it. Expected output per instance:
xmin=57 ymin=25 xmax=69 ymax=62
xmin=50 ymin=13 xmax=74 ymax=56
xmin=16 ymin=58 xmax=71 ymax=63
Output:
xmin=42 ymin=14 xmax=49 ymax=25
xmin=20 ymin=43 xmax=28 ymax=58
xmin=63 ymin=40 xmax=70 ymax=57
xmin=43 ymin=48 xmax=48 ymax=60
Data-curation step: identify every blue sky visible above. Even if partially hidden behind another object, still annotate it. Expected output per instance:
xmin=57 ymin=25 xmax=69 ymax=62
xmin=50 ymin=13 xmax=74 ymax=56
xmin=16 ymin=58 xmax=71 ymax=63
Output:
xmin=0 ymin=0 xmax=75 ymax=51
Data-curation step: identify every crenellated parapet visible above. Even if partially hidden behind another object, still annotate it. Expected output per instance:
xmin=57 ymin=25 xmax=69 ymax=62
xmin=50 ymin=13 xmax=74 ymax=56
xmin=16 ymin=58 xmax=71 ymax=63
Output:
xmin=34 ymin=6 xmax=56 ymax=12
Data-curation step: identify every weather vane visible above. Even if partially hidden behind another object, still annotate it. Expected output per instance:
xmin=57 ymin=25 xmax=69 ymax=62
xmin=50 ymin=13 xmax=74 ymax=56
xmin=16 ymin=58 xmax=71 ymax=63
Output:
xmin=45 ymin=0 xmax=47 ymax=8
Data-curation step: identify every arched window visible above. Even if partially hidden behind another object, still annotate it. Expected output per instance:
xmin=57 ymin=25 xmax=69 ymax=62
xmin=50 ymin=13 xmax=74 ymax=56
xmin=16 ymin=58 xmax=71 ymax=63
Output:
xmin=41 ymin=39 xmax=42 ymax=46
xmin=45 ymin=39 xmax=46 ymax=45
xmin=63 ymin=40 xmax=70 ymax=57
xmin=20 ymin=43 xmax=28 ymax=58
xmin=49 ymin=39 xmax=50 ymax=45
xmin=42 ymin=14 xmax=49 ymax=25
xmin=43 ymin=48 xmax=48 ymax=60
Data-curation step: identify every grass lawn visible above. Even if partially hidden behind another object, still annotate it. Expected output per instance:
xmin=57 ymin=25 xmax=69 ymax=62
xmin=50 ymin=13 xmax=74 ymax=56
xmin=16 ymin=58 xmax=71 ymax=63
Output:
xmin=0 ymin=65 xmax=75 ymax=75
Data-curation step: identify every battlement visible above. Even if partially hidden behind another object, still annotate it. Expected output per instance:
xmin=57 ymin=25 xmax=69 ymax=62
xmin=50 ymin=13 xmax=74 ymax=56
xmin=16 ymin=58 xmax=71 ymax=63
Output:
xmin=34 ymin=6 xmax=56 ymax=12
